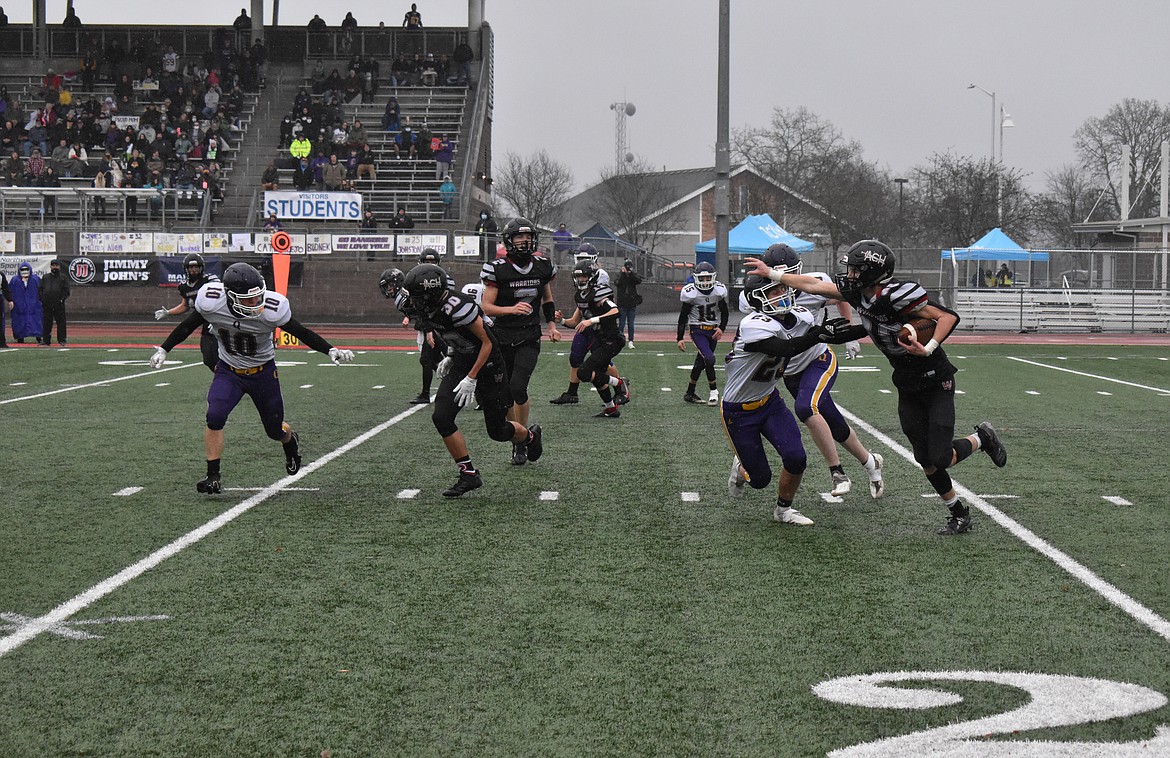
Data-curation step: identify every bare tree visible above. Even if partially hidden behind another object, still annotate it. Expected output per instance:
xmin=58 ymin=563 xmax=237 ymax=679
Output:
xmin=587 ymin=156 xmax=687 ymax=254
xmin=1033 ymin=164 xmax=1102 ymax=248
xmin=912 ymin=152 xmax=1033 ymax=247
xmin=1074 ymin=98 xmax=1170 ymax=220
xmin=492 ymin=150 xmax=574 ymax=229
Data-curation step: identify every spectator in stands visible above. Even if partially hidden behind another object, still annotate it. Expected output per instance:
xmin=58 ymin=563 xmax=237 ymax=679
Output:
xmin=330 ymin=120 xmax=349 ymax=154
xmin=474 ymin=209 xmax=498 ymax=259
xmin=25 ymin=114 xmax=48 ymax=158
xmin=308 ymin=14 xmax=327 ymax=30
xmin=36 ymin=165 xmax=61 ymax=215
xmin=420 ymin=53 xmax=438 ymax=87
xmin=173 ymin=128 xmax=194 ymax=162
xmin=322 ymin=153 xmax=345 ymax=191
xmin=434 ymin=134 xmax=453 ymax=181
xmin=439 ymin=174 xmax=457 ymax=219
xmin=172 ymin=159 xmax=196 ymax=190
xmin=3 ymin=150 xmax=23 ymax=185
xmin=49 ymin=138 xmax=71 ymax=174
xmin=393 ymin=125 xmax=416 ymax=159
xmin=62 ymin=6 xmax=80 ymax=27
xmin=24 ymin=147 xmax=45 ymax=182
xmin=390 ymin=54 xmax=411 ymax=88
xmin=341 ymin=11 xmax=358 ymax=29
xmin=359 ymin=208 xmax=378 ymax=230
xmin=278 ymin=114 xmax=295 ymax=149
xmin=356 ymin=143 xmax=376 ymax=181
xmin=146 ymin=149 xmax=165 ymax=176
xmin=146 ymin=169 xmax=166 ymax=211
xmin=453 ymin=42 xmax=474 ymax=86
xmin=199 ymin=164 xmax=222 ymax=201
xmin=323 ymin=68 xmax=344 ymax=101
xmin=63 ymin=140 xmax=87 ymax=177
xmin=552 ymin=223 xmax=574 ymax=259
xmin=40 ymin=68 xmax=63 ymax=103
xmin=162 ymin=45 xmax=178 ymax=76
xmin=983 ymin=268 xmax=995 ymax=287
xmin=402 ymin=3 xmax=422 ymax=28
xmin=342 ymin=145 xmax=360 ymax=179
xmin=435 ymin=54 xmax=453 ymax=86
xmin=342 ymin=70 xmax=362 ymax=103
xmin=233 ymin=8 xmax=250 ymax=31
xmin=90 ymin=166 xmax=110 ymax=216
xmin=0 ymin=7 xmax=8 ymax=26
xmin=310 ymin=149 xmax=329 ymax=188
xmin=382 ymin=97 xmax=401 ymax=131
xmin=347 ymin=119 xmax=368 ymax=149
xmin=114 ymin=74 xmax=134 ymax=108
xmin=80 ymin=48 xmax=99 ymax=91
xmin=261 ymin=160 xmax=279 ymax=190
xmin=292 ymin=156 xmax=313 ymax=191
xmin=310 ymin=62 xmax=326 ymax=95
xmin=391 ymin=207 xmax=415 ymax=229
xmin=202 ymin=85 xmax=221 ymax=120
xmin=289 ymin=133 xmax=312 ymax=162
xmin=0 ymin=119 xmax=20 ymax=155
xmin=416 ymin=123 xmax=434 ymax=160
xmin=264 ymin=212 xmax=282 ymax=231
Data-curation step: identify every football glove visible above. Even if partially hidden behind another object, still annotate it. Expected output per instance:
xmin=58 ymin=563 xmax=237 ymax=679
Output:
xmin=328 ymin=347 xmax=354 ymax=365
xmin=154 ymin=308 xmax=169 ymax=320
xmin=434 ymin=356 xmax=452 ymax=379
xmin=149 ymin=346 xmax=168 ymax=369
xmin=845 ymin=340 xmax=861 ymax=359
xmin=453 ymin=376 xmax=477 ymax=407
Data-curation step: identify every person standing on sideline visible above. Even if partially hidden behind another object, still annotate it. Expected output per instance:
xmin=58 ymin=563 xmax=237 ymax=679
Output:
xmin=39 ymin=258 xmax=70 ymax=346
xmin=473 ymin=209 xmax=497 ymax=261
xmin=677 ymin=261 xmax=729 ymax=405
xmin=614 ymin=259 xmax=642 ymax=348
xmin=745 ymin=239 xmax=1008 ymax=536
xmin=9 ymin=263 xmax=42 ymax=344
xmin=148 ymin=262 xmax=354 ymax=494
xmin=153 ymin=253 xmax=220 ymax=371
xmin=0 ymin=268 xmax=11 ymax=347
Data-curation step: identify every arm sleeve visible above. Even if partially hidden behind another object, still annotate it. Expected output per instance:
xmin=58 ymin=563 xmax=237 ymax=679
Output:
xmin=159 ymin=311 xmax=206 ymax=351
xmin=676 ymin=303 xmax=693 ymax=341
xmin=743 ymin=332 xmax=824 ymax=358
xmin=542 ymin=300 xmax=557 ymax=323
xmin=282 ymin=317 xmax=335 ymax=355
xmin=718 ymin=298 xmax=729 ymax=330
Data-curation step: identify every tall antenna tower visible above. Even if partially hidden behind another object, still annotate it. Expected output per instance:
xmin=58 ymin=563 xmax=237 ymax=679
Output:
xmin=610 ymin=101 xmax=636 ymax=172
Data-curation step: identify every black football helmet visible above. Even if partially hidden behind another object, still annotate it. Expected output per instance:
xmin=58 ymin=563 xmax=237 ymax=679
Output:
xmin=836 ymin=239 xmax=895 ymax=296
xmin=402 ymin=263 xmax=449 ymax=315
xmin=183 ymin=253 xmax=206 ymax=284
xmin=743 ymin=273 xmax=796 ymax=317
xmin=760 ymin=243 xmax=803 ymax=275
xmin=693 ymin=261 xmax=717 ymax=292
xmin=572 ymin=261 xmax=599 ymax=293
xmin=379 ymin=267 xmax=405 ymax=299
xmin=222 ymin=262 xmax=267 ymax=317
xmin=418 ymin=247 xmax=441 ymax=265
xmin=574 ymin=243 xmax=598 ymax=265
xmin=501 ymin=217 xmax=538 ymax=264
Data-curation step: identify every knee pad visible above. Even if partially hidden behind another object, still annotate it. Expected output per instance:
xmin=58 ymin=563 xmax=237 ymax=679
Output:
xmin=925 ymin=467 xmax=953 ymax=496
xmin=432 ymin=406 xmax=458 ymax=438
xmin=577 ymin=365 xmax=595 ymax=384
xmin=782 ymin=453 xmax=808 ymax=477
xmin=747 ymin=469 xmax=773 ymax=490
xmin=487 ymin=420 xmax=515 ymax=443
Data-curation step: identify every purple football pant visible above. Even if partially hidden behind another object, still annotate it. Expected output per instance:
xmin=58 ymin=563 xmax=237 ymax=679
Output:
xmin=206 ymin=360 xmax=286 ymax=440
xmin=721 ymin=389 xmax=807 ymax=489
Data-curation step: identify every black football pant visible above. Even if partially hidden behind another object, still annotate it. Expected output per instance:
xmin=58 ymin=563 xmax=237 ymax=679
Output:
xmin=42 ymin=304 xmax=66 ymax=345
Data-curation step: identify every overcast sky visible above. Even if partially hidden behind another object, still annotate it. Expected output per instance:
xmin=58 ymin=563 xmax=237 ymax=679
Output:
xmin=19 ymin=0 xmax=1170 ymax=193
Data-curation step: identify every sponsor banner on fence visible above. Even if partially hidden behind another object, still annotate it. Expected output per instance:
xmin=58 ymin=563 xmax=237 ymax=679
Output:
xmin=332 ymin=234 xmax=396 ymax=253
xmin=255 ymin=233 xmax=307 ymax=255
xmin=0 ymin=255 xmax=54 ymax=277
xmin=264 ymin=191 xmax=362 ymax=221
xmin=156 ymin=255 xmax=224 ymax=286
xmin=395 ymin=234 xmax=448 ymax=259
xmin=80 ymin=232 xmax=153 ymax=254
xmin=306 ymin=233 xmax=332 ymax=254
xmin=56 ymin=256 xmax=150 ymax=285
xmin=453 ymin=235 xmax=482 ymax=258
xmin=0 ymin=232 xmax=14 ymax=253
xmin=154 ymin=233 xmax=204 ymax=255
xmin=31 ymin=232 xmax=56 ymax=253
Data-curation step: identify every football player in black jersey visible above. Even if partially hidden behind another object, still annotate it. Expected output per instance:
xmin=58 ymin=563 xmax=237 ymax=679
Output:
xmin=555 ymin=261 xmax=627 ymax=418
xmin=153 ymin=253 xmax=220 ymax=371
xmin=745 ymin=239 xmax=1008 ymax=536
xmin=480 ymin=218 xmax=562 ymax=465
xmin=402 ymin=263 xmax=544 ymax=497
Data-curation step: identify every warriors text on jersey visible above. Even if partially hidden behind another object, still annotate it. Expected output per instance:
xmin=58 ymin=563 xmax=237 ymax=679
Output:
xmin=574 ymin=282 xmax=621 ymax=339
xmin=723 ymin=308 xmax=818 ymax=404
xmin=479 ymin=254 xmax=557 ymax=337
xmin=680 ymin=281 xmax=729 ymax=327
xmin=195 ymin=281 xmax=290 ymax=369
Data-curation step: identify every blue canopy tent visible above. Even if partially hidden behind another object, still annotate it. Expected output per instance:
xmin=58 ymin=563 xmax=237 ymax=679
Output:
xmin=941 ymin=228 xmax=1049 ymax=287
xmin=695 ymin=214 xmax=813 ymax=267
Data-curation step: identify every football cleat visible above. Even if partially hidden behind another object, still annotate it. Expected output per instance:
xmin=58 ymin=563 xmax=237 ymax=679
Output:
xmin=594 ymin=407 xmax=621 ymax=419
xmin=683 ymin=392 xmax=703 ymax=404
xmin=627 ymin=341 xmax=635 ymax=349
xmin=615 ymin=377 xmax=631 ymax=405
xmin=549 ymin=392 xmax=579 ymax=405
xmin=975 ymin=422 xmax=1007 ymax=468
xmin=708 ymin=389 xmax=719 ymax=406
xmin=727 ymin=457 xmax=746 ymax=498
xmin=283 ymin=431 xmax=302 ymax=475
xmin=830 ymin=470 xmax=851 ymax=497
xmin=410 ymin=392 xmax=432 ymax=404
xmin=196 ymin=473 xmax=222 ymax=494
xmin=773 ymin=506 xmax=814 ymax=526
xmin=938 ymin=513 xmax=974 ymax=535
xmin=511 ymin=441 xmax=528 ymax=466
xmin=868 ymin=453 xmax=885 ymax=499
xmin=525 ymin=424 xmax=543 ymax=462
xmin=442 ymin=471 xmax=483 ymax=498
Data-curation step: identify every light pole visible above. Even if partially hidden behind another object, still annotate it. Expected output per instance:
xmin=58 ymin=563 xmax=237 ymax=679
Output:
xmin=999 ymin=105 xmax=1014 ymax=164
xmin=894 ymin=177 xmax=908 ymax=251
xmin=967 ymin=83 xmax=995 ymax=160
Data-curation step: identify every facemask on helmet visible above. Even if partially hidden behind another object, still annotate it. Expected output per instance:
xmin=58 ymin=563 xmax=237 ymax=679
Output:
xmin=222 ymin=262 xmax=267 ymax=317
xmin=693 ymin=262 xmax=717 ymax=292
xmin=834 ymin=239 xmax=895 ymax=296
xmin=183 ymin=253 xmax=206 ymax=284
xmin=379 ymin=267 xmax=405 ymax=299
xmin=572 ymin=261 xmax=598 ymax=293
xmin=502 ymin=217 xmax=538 ymax=264
xmin=743 ymin=274 xmax=796 ymax=316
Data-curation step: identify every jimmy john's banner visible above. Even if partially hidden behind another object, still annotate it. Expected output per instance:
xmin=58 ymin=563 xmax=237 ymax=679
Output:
xmin=55 ymin=256 xmax=152 ymax=285
xmin=332 ymin=234 xmax=395 ymax=254
xmin=264 ymin=191 xmax=362 ymax=221
xmin=47 ymin=256 xmax=304 ymax=287
xmin=80 ymin=232 xmax=153 ymax=254
xmin=395 ymin=234 xmax=447 ymax=258
xmin=154 ymin=233 xmax=204 ymax=256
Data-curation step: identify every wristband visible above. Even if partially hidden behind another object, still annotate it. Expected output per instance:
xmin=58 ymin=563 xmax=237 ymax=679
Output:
xmin=923 ymin=338 xmax=939 ymax=355
xmin=542 ymin=301 xmax=557 ymax=323
xmin=589 ymin=317 xmax=599 ymax=326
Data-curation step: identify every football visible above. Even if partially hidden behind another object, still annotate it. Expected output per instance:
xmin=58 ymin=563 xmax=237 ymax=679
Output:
xmin=898 ymin=317 xmax=937 ymax=345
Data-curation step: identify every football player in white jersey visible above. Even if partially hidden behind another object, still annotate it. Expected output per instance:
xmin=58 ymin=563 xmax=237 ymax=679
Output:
xmin=149 ymin=262 xmax=354 ymax=494
xmin=677 ymin=262 xmax=730 ymax=405
xmin=747 ymin=244 xmax=883 ymax=499
xmin=549 ymin=243 xmax=630 ymax=407
xmin=722 ymin=271 xmax=857 ymax=525
xmin=746 ymin=239 xmax=1008 ymax=536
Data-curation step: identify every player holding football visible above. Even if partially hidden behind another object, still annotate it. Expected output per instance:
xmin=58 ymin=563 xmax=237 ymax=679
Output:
xmin=744 ymin=239 xmax=1007 ymax=536
xmin=149 ymin=262 xmax=354 ymax=494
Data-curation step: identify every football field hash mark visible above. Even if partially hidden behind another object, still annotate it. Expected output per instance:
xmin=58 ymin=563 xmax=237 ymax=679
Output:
xmin=397 ymin=489 xmax=420 ymax=499
xmin=1102 ymin=496 xmax=1132 ymax=506
xmin=539 ymin=491 xmax=560 ymax=501
xmin=112 ymin=487 xmax=143 ymax=497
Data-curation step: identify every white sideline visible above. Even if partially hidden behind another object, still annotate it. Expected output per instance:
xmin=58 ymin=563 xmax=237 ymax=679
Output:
xmin=838 ymin=406 xmax=1170 ymax=644
xmin=0 ymin=363 xmax=200 ymax=405
xmin=0 ymin=402 xmax=430 ymax=659
xmin=1007 ymin=356 xmax=1170 ymax=394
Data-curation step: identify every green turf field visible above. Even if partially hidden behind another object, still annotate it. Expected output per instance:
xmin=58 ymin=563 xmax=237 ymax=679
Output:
xmin=1 ymin=342 xmax=1168 ymax=756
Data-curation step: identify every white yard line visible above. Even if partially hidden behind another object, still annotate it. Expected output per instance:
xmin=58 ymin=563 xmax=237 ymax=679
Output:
xmin=0 ymin=363 xmax=201 ymax=405
xmin=838 ymin=406 xmax=1170 ymax=644
xmin=1007 ymin=357 xmax=1170 ymax=394
xmin=0 ymin=402 xmax=430 ymax=659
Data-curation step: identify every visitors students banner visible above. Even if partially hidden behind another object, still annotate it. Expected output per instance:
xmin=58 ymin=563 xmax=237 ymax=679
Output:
xmin=264 ymin=191 xmax=363 ymax=221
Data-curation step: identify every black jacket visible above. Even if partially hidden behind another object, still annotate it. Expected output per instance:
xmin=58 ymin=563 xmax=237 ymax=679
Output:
xmin=614 ymin=270 xmax=642 ymax=308
xmin=39 ymin=270 xmax=70 ymax=306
